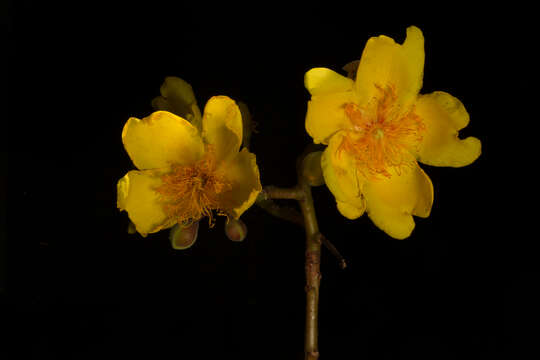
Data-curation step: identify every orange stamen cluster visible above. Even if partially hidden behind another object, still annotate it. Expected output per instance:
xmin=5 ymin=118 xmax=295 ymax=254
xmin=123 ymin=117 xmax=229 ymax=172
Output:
xmin=340 ymin=84 xmax=425 ymax=178
xmin=155 ymin=148 xmax=231 ymax=226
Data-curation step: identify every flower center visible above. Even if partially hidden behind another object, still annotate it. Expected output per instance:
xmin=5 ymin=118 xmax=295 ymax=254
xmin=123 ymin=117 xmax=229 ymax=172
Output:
xmin=340 ymin=84 xmax=425 ymax=178
xmin=155 ymin=148 xmax=231 ymax=226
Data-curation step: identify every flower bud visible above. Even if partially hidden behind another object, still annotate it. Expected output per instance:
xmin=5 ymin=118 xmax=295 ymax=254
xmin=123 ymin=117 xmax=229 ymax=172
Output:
xmin=301 ymin=151 xmax=325 ymax=187
xmin=169 ymin=221 xmax=199 ymax=250
xmin=224 ymin=218 xmax=247 ymax=242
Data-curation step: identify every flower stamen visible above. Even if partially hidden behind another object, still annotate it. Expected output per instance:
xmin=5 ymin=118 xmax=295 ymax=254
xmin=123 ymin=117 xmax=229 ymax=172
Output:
xmin=340 ymin=84 xmax=425 ymax=179
xmin=155 ymin=147 xmax=231 ymax=226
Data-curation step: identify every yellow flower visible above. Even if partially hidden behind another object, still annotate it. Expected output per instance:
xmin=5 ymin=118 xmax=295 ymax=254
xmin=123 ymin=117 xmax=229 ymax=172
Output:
xmin=304 ymin=26 xmax=481 ymax=239
xmin=117 ymin=96 xmax=262 ymax=237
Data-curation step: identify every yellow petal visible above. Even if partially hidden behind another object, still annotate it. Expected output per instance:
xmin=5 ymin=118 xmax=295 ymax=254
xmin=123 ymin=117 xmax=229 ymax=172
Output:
xmin=363 ymin=161 xmax=433 ymax=239
xmin=219 ymin=148 xmax=262 ymax=219
xmin=122 ymin=111 xmax=204 ymax=170
xmin=305 ymin=68 xmax=356 ymax=145
xmin=202 ymin=96 xmax=243 ymax=165
xmin=355 ymin=26 xmax=424 ymax=112
xmin=151 ymin=76 xmax=202 ymax=131
xmin=321 ymin=132 xmax=366 ymax=218
xmin=305 ymin=67 xmax=355 ymax=96
xmin=414 ymin=91 xmax=481 ymax=167
xmin=337 ymin=201 xmax=365 ymax=220
xmin=306 ymin=91 xmax=357 ymax=145
xmin=117 ymin=170 xmax=176 ymax=237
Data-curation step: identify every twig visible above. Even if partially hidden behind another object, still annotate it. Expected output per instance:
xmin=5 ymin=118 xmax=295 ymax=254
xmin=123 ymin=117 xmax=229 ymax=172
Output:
xmin=255 ymin=198 xmax=304 ymax=227
xmin=257 ymin=189 xmax=347 ymax=269
xmin=257 ymin=147 xmax=350 ymax=359
xmin=261 ymin=185 xmax=304 ymax=201
xmin=316 ymin=233 xmax=347 ymax=269
xmin=298 ymin=169 xmax=321 ymax=360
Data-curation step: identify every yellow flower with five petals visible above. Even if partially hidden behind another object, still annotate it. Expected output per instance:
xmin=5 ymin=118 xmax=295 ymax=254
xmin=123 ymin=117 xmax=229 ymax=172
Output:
xmin=304 ymin=26 xmax=481 ymax=239
xmin=117 ymin=96 xmax=262 ymax=237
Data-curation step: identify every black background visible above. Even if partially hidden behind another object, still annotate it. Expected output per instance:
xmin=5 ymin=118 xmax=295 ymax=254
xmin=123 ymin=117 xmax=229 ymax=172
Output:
xmin=3 ymin=1 xmax=534 ymax=359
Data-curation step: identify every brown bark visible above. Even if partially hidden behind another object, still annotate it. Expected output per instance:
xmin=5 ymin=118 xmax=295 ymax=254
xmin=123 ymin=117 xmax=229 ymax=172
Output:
xmin=298 ymin=172 xmax=321 ymax=360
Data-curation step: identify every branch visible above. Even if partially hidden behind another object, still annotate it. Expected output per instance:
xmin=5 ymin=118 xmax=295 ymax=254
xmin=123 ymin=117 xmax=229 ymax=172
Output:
xmin=260 ymin=185 xmax=304 ymax=200
xmin=298 ymin=174 xmax=321 ymax=360
xmin=257 ymin=187 xmax=347 ymax=269
xmin=315 ymin=233 xmax=347 ymax=270
xmin=255 ymin=198 xmax=304 ymax=227
xmin=256 ymin=148 xmax=349 ymax=360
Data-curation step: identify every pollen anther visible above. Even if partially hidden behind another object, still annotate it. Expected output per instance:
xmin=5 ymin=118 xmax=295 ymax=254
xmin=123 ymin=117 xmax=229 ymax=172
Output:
xmin=155 ymin=147 xmax=231 ymax=226
xmin=341 ymin=84 xmax=425 ymax=178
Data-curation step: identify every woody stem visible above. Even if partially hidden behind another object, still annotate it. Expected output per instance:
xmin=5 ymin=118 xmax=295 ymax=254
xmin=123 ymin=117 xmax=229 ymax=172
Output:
xmin=298 ymin=167 xmax=321 ymax=360
xmin=257 ymin=187 xmax=346 ymax=270
xmin=256 ymin=151 xmax=325 ymax=359
xmin=293 ymin=144 xmax=326 ymax=360
xmin=261 ymin=185 xmax=304 ymax=200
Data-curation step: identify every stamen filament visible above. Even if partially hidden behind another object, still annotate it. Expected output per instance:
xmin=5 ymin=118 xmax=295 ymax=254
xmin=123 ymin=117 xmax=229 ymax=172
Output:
xmin=341 ymin=84 xmax=425 ymax=179
xmin=155 ymin=148 xmax=231 ymax=226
